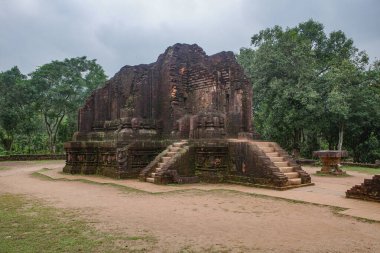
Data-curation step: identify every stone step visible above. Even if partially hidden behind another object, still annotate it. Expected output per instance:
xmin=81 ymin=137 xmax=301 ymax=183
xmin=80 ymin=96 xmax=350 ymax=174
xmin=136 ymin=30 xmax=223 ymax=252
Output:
xmin=150 ymin=172 xmax=157 ymax=177
xmin=261 ymin=147 xmax=275 ymax=152
xmin=158 ymin=162 xmax=165 ymax=168
xmin=270 ymin=157 xmax=285 ymax=162
xmin=146 ymin=177 xmax=155 ymax=183
xmin=284 ymin=172 xmax=299 ymax=179
xmin=170 ymin=147 xmax=180 ymax=152
xmin=161 ymin=156 xmax=171 ymax=163
xmin=167 ymin=151 xmax=177 ymax=156
xmin=253 ymin=142 xmax=273 ymax=147
xmin=274 ymin=161 xmax=288 ymax=167
xmin=173 ymin=142 xmax=185 ymax=147
xmin=288 ymin=178 xmax=302 ymax=185
xmin=279 ymin=167 xmax=294 ymax=173
xmin=266 ymin=152 xmax=279 ymax=157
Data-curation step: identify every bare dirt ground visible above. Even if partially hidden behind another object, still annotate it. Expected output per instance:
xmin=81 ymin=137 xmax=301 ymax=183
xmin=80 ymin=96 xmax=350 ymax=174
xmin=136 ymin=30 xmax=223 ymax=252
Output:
xmin=1 ymin=161 xmax=380 ymax=252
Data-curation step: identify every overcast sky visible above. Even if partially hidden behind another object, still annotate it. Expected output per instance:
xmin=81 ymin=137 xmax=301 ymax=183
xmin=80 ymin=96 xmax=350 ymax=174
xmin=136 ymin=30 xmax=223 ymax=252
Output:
xmin=1 ymin=0 xmax=379 ymax=77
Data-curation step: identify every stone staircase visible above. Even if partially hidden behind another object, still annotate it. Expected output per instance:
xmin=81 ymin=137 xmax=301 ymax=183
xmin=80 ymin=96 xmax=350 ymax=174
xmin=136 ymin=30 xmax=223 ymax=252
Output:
xmin=144 ymin=140 xmax=189 ymax=183
xmin=253 ymin=141 xmax=310 ymax=186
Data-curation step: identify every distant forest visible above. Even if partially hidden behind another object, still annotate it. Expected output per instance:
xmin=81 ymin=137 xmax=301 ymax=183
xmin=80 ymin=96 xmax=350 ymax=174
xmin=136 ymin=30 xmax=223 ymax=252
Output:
xmin=1 ymin=20 xmax=379 ymax=162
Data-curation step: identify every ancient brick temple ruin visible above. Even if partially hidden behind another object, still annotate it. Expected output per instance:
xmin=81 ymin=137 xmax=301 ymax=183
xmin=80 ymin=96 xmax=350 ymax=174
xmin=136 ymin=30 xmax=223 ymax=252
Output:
xmin=64 ymin=43 xmax=312 ymax=189
xmin=346 ymin=175 xmax=380 ymax=202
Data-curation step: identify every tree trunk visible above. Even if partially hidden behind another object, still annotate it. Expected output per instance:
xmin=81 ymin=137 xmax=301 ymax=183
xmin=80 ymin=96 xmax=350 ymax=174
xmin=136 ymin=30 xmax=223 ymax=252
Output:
xmin=292 ymin=129 xmax=301 ymax=158
xmin=28 ymin=136 xmax=31 ymax=154
xmin=48 ymin=134 xmax=54 ymax=154
xmin=1 ymin=133 xmax=13 ymax=152
xmin=338 ymin=123 xmax=344 ymax=151
xmin=44 ymin=113 xmax=65 ymax=154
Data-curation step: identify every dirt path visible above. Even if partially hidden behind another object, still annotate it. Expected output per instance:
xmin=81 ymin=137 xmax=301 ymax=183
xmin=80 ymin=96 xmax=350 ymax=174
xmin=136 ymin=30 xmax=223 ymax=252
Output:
xmin=1 ymin=161 xmax=380 ymax=252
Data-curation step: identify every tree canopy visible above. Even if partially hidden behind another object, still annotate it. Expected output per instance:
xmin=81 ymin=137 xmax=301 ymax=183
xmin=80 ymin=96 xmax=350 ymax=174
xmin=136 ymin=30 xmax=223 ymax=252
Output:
xmin=0 ymin=57 xmax=107 ymax=154
xmin=238 ymin=19 xmax=380 ymax=162
xmin=0 ymin=67 xmax=34 ymax=151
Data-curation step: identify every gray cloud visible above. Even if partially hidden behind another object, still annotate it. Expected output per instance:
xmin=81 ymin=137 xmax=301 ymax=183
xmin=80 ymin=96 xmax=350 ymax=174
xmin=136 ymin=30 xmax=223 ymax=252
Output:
xmin=1 ymin=0 xmax=379 ymax=77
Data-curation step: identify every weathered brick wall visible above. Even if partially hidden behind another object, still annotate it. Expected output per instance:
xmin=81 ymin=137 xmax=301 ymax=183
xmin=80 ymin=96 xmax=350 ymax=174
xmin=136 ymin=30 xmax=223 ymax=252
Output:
xmin=74 ymin=43 xmax=252 ymax=140
xmin=172 ymin=146 xmax=195 ymax=177
xmin=64 ymin=140 xmax=167 ymax=179
xmin=64 ymin=43 xmax=255 ymax=180
xmin=226 ymin=141 xmax=279 ymax=185
xmin=193 ymin=140 xmax=230 ymax=183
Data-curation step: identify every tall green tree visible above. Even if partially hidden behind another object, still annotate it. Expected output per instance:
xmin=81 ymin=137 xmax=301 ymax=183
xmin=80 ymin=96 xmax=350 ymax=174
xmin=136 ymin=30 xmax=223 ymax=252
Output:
xmin=238 ymin=19 xmax=370 ymax=158
xmin=344 ymin=60 xmax=380 ymax=162
xmin=0 ymin=67 xmax=36 ymax=152
xmin=30 ymin=57 xmax=107 ymax=153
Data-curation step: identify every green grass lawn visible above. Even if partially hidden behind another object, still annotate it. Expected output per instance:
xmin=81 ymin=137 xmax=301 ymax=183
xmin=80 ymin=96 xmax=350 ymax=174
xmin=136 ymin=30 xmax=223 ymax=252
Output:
xmin=0 ymin=194 xmax=156 ymax=253
xmin=341 ymin=165 xmax=380 ymax=175
xmin=306 ymin=163 xmax=379 ymax=175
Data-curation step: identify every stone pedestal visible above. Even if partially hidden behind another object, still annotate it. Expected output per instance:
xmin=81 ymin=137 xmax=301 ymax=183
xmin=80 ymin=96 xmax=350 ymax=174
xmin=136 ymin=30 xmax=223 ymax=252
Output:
xmin=313 ymin=150 xmax=348 ymax=175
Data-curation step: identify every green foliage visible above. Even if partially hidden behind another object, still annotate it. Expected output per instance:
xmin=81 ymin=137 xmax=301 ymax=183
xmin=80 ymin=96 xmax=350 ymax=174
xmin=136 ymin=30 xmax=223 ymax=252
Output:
xmin=0 ymin=57 xmax=107 ymax=154
xmin=30 ymin=56 xmax=107 ymax=153
xmin=353 ymin=132 xmax=380 ymax=163
xmin=238 ymin=19 xmax=380 ymax=162
xmin=0 ymin=67 xmax=37 ymax=153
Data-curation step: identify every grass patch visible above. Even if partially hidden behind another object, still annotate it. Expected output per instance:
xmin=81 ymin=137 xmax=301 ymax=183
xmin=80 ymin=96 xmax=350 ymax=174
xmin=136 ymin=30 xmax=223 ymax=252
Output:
xmin=341 ymin=165 xmax=380 ymax=175
xmin=304 ymin=163 xmax=380 ymax=175
xmin=0 ymin=194 xmax=156 ymax=253
xmin=0 ymin=166 xmax=11 ymax=171
xmin=30 ymin=168 xmax=53 ymax=180
xmin=313 ymin=172 xmax=352 ymax=177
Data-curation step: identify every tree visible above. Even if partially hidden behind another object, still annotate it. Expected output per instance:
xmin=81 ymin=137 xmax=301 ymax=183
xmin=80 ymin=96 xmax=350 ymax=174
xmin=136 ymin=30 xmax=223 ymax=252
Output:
xmin=30 ymin=57 xmax=107 ymax=153
xmin=238 ymin=19 xmax=369 ymax=157
xmin=0 ymin=67 xmax=35 ymax=152
xmin=344 ymin=60 xmax=380 ymax=162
